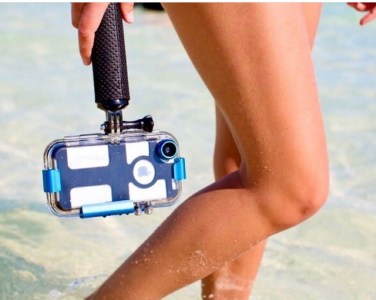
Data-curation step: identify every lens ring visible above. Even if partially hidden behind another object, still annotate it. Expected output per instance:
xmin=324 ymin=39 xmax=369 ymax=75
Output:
xmin=157 ymin=140 xmax=177 ymax=160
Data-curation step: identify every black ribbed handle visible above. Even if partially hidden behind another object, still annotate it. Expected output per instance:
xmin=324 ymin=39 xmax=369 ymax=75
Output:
xmin=92 ymin=3 xmax=130 ymax=111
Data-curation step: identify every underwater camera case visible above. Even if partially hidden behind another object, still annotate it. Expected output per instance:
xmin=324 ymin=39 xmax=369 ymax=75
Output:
xmin=43 ymin=131 xmax=185 ymax=218
xmin=42 ymin=4 xmax=186 ymax=218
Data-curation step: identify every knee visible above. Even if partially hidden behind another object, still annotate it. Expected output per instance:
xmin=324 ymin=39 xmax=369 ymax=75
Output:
xmin=288 ymin=174 xmax=329 ymax=226
xmin=260 ymin=169 xmax=329 ymax=231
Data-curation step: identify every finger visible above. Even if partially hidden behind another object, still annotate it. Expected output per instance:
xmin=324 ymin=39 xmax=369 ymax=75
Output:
xmin=356 ymin=2 xmax=367 ymax=11
xmin=120 ymin=2 xmax=135 ymax=23
xmin=71 ymin=3 xmax=85 ymax=28
xmin=347 ymin=2 xmax=363 ymax=11
xmin=360 ymin=7 xmax=376 ymax=25
xmin=347 ymin=2 xmax=368 ymax=11
xmin=359 ymin=3 xmax=376 ymax=11
xmin=78 ymin=3 xmax=109 ymax=65
xmin=347 ymin=2 xmax=359 ymax=10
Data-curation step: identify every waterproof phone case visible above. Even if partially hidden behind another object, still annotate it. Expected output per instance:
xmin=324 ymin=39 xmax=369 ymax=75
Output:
xmin=43 ymin=130 xmax=185 ymax=218
xmin=42 ymin=4 xmax=186 ymax=218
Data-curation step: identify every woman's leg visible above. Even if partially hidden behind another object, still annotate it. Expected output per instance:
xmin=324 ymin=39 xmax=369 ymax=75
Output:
xmin=201 ymin=4 xmax=323 ymax=299
xmin=88 ymin=4 xmax=328 ymax=299
xmin=200 ymin=106 xmax=267 ymax=299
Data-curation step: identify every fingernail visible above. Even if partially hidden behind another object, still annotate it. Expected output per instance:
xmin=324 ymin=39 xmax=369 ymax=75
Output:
xmin=127 ymin=11 xmax=134 ymax=23
xmin=82 ymin=57 xmax=90 ymax=65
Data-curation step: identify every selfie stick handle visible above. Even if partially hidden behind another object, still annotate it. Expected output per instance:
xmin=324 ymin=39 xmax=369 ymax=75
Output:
xmin=92 ymin=3 xmax=130 ymax=112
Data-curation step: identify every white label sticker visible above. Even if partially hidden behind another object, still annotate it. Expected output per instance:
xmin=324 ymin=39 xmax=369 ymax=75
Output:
xmin=67 ymin=145 xmax=109 ymax=169
xmin=70 ymin=185 xmax=112 ymax=208
xmin=129 ymin=179 xmax=167 ymax=201
xmin=125 ymin=141 xmax=149 ymax=165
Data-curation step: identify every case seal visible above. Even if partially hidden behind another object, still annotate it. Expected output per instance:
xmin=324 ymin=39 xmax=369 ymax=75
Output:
xmin=173 ymin=157 xmax=186 ymax=181
xmin=80 ymin=200 xmax=135 ymax=218
xmin=42 ymin=169 xmax=62 ymax=193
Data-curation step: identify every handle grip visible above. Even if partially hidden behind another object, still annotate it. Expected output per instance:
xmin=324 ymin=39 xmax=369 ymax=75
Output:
xmin=92 ymin=3 xmax=130 ymax=111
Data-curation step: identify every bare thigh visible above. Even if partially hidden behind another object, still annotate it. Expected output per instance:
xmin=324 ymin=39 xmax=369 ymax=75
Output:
xmin=165 ymin=3 xmax=328 ymax=221
xmin=204 ymin=4 xmax=323 ymax=299
xmin=214 ymin=3 xmax=322 ymax=188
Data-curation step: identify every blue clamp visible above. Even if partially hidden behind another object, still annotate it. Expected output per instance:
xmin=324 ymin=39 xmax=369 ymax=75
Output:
xmin=173 ymin=157 xmax=186 ymax=181
xmin=42 ymin=169 xmax=62 ymax=193
xmin=80 ymin=200 xmax=135 ymax=218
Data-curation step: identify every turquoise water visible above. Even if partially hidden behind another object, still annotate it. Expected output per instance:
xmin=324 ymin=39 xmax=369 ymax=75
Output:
xmin=0 ymin=3 xmax=376 ymax=299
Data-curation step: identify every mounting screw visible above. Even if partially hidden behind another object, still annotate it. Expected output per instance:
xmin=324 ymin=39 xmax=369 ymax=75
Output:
xmin=134 ymin=206 xmax=142 ymax=216
xmin=144 ymin=205 xmax=153 ymax=215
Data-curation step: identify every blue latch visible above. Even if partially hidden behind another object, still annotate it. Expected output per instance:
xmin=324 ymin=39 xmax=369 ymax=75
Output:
xmin=80 ymin=200 xmax=135 ymax=218
xmin=42 ymin=169 xmax=62 ymax=193
xmin=173 ymin=157 xmax=186 ymax=181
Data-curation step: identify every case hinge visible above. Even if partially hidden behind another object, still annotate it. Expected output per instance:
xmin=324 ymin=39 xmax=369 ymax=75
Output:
xmin=173 ymin=157 xmax=186 ymax=181
xmin=42 ymin=169 xmax=62 ymax=193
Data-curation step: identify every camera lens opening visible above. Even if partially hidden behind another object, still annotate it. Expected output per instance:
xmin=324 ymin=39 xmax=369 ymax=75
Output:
xmin=157 ymin=140 xmax=177 ymax=160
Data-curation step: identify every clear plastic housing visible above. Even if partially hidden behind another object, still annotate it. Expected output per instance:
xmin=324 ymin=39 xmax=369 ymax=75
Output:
xmin=43 ymin=130 xmax=184 ymax=217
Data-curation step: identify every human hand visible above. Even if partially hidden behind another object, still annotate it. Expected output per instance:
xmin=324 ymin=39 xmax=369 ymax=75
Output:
xmin=348 ymin=2 xmax=376 ymax=25
xmin=71 ymin=3 xmax=134 ymax=65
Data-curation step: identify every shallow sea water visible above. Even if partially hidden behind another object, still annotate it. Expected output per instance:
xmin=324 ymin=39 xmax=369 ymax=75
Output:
xmin=0 ymin=3 xmax=376 ymax=300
